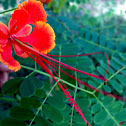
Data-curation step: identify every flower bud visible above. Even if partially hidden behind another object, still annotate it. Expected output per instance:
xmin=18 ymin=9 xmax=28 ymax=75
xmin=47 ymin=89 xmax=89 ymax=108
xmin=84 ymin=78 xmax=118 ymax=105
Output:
xmin=39 ymin=0 xmax=53 ymax=3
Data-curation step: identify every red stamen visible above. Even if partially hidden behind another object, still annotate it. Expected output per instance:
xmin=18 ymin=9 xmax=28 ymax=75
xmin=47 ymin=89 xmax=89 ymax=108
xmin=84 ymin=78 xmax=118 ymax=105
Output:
xmin=47 ymin=52 xmax=110 ymax=78
xmin=46 ymin=60 xmax=126 ymax=101
xmin=14 ymin=38 xmax=126 ymax=101
xmin=27 ymin=51 xmax=90 ymax=125
xmin=14 ymin=38 xmax=108 ymax=81
xmin=13 ymin=38 xmax=126 ymax=126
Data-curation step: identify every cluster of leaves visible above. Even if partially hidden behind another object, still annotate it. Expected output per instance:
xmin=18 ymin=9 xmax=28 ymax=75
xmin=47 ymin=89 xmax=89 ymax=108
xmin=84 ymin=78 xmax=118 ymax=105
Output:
xmin=0 ymin=0 xmax=16 ymax=9
xmin=0 ymin=0 xmax=126 ymax=126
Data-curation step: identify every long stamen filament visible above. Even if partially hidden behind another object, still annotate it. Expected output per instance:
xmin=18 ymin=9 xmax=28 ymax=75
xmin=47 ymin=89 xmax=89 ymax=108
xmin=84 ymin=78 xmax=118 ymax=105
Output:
xmin=14 ymin=38 xmax=126 ymax=102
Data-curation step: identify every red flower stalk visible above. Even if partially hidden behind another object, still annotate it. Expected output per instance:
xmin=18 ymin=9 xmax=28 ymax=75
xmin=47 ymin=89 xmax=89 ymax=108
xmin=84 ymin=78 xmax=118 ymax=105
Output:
xmin=0 ymin=0 xmax=125 ymax=125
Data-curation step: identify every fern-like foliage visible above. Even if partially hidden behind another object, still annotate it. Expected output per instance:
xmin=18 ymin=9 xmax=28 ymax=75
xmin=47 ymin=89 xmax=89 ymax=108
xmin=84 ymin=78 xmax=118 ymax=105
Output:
xmin=0 ymin=1 xmax=126 ymax=126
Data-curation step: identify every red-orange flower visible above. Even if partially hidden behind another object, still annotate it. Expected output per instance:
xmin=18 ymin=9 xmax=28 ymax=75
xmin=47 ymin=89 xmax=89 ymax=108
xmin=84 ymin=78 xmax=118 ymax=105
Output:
xmin=1 ymin=1 xmax=119 ymax=126
xmin=0 ymin=0 xmax=55 ymax=72
xmin=0 ymin=1 xmax=92 ymax=125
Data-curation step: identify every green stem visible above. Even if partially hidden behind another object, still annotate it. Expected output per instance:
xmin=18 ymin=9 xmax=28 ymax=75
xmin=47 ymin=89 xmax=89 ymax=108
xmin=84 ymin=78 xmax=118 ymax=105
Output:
xmin=83 ymin=38 xmax=124 ymax=55
xmin=41 ymin=81 xmax=58 ymax=109
xmin=29 ymin=81 xmax=58 ymax=126
xmin=93 ymin=94 xmax=120 ymax=126
xmin=70 ymin=72 xmax=78 ymax=126
xmin=35 ymin=59 xmax=37 ymax=70
xmin=21 ymin=65 xmax=93 ymax=94
xmin=59 ymin=45 xmax=62 ymax=77
xmin=25 ymin=61 xmax=37 ymax=78
xmin=93 ymin=66 xmax=126 ymax=94
xmin=25 ymin=71 xmax=36 ymax=78
xmin=0 ymin=97 xmax=17 ymax=102
xmin=16 ymin=94 xmax=21 ymax=101
xmin=0 ymin=8 xmax=17 ymax=14
xmin=92 ymin=24 xmax=126 ymax=31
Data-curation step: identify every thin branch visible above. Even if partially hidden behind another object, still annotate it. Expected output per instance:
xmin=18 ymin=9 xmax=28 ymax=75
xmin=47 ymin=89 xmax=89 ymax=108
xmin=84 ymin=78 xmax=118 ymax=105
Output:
xmin=0 ymin=8 xmax=16 ymax=14
xmin=93 ymin=94 xmax=120 ymax=126
xmin=93 ymin=66 xmax=126 ymax=94
xmin=29 ymin=81 xmax=59 ymax=126
xmin=70 ymin=71 xmax=78 ymax=126
xmin=21 ymin=65 xmax=93 ymax=94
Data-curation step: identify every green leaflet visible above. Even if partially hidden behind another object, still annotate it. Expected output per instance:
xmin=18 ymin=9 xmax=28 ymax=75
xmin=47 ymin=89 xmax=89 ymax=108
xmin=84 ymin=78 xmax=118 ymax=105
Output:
xmin=20 ymin=97 xmax=41 ymax=109
xmin=43 ymin=104 xmax=64 ymax=124
xmin=19 ymin=76 xmax=43 ymax=97
xmin=1 ymin=77 xmax=24 ymax=95
xmin=10 ymin=106 xmax=34 ymax=120
xmin=0 ymin=118 xmax=28 ymax=126
xmin=94 ymin=109 xmax=108 ymax=124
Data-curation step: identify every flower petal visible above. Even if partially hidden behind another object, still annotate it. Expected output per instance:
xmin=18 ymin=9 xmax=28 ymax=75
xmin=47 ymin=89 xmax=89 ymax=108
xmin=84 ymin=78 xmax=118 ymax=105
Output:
xmin=12 ymin=24 xmax=31 ymax=58
xmin=0 ymin=45 xmax=3 ymax=52
xmin=0 ymin=23 xmax=8 ymax=45
xmin=20 ymin=21 xmax=55 ymax=54
xmin=0 ymin=42 xmax=21 ymax=72
xmin=9 ymin=9 xmax=29 ymax=34
xmin=12 ymin=43 xmax=28 ymax=58
xmin=18 ymin=0 xmax=47 ymax=24
xmin=15 ymin=24 xmax=32 ymax=37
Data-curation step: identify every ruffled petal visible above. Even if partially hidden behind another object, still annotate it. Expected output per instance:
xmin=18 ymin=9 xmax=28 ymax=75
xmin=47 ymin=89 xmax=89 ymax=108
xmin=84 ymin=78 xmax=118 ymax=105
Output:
xmin=12 ymin=24 xmax=31 ymax=58
xmin=20 ymin=21 xmax=55 ymax=54
xmin=9 ymin=9 xmax=29 ymax=34
xmin=0 ymin=45 xmax=3 ymax=52
xmin=18 ymin=0 xmax=47 ymax=24
xmin=12 ymin=43 xmax=29 ymax=58
xmin=15 ymin=24 xmax=32 ymax=37
xmin=0 ymin=42 xmax=21 ymax=72
xmin=0 ymin=23 xmax=8 ymax=36
xmin=0 ymin=23 xmax=9 ymax=45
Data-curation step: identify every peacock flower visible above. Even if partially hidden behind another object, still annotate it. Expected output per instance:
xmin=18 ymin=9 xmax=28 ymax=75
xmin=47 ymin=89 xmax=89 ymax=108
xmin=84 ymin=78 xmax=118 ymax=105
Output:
xmin=1 ymin=0 xmax=124 ymax=126
xmin=0 ymin=0 xmax=55 ymax=72
xmin=0 ymin=0 xmax=91 ymax=125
